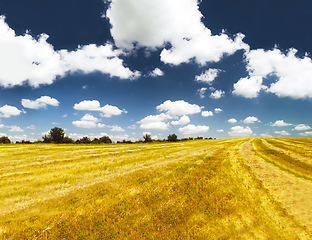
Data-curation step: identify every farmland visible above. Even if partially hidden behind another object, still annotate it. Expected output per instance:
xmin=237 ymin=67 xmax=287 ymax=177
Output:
xmin=1 ymin=139 xmax=312 ymax=239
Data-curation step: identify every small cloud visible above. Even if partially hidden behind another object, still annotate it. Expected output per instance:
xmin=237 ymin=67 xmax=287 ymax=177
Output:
xmin=260 ymin=133 xmax=272 ymax=138
xmin=179 ymin=124 xmax=209 ymax=135
xmin=171 ymin=115 xmax=190 ymax=126
xmin=149 ymin=68 xmax=164 ymax=77
xmin=214 ymin=108 xmax=223 ymax=113
xmin=294 ymin=124 xmax=311 ymax=131
xmin=210 ymin=89 xmax=225 ymax=99
xmin=217 ymin=129 xmax=224 ymax=132
xmin=21 ymin=96 xmax=59 ymax=109
xmin=110 ymin=126 xmax=125 ymax=132
xmin=0 ymin=105 xmax=22 ymax=118
xmin=195 ymin=69 xmax=221 ymax=84
xmin=201 ymin=111 xmax=214 ymax=117
xmin=73 ymin=100 xmax=126 ymax=118
xmin=9 ymin=126 xmax=24 ymax=132
xmin=243 ymin=116 xmax=260 ymax=124
xmin=228 ymin=126 xmax=253 ymax=137
xmin=228 ymin=118 xmax=237 ymax=124
xmin=157 ymin=100 xmax=202 ymax=117
xmin=299 ymin=131 xmax=312 ymax=136
xmin=271 ymin=120 xmax=292 ymax=127
xmin=62 ymin=114 xmax=68 ymax=118
xmin=197 ymin=87 xmax=208 ymax=99
xmin=72 ymin=114 xmax=100 ymax=129
xmin=26 ymin=125 xmax=36 ymax=130
xmin=274 ymin=130 xmax=291 ymax=136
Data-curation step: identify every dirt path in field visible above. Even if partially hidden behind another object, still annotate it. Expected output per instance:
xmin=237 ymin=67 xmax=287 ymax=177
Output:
xmin=240 ymin=140 xmax=312 ymax=231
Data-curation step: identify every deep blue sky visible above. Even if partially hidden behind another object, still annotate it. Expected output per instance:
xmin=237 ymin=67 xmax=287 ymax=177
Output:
xmin=0 ymin=0 xmax=312 ymax=142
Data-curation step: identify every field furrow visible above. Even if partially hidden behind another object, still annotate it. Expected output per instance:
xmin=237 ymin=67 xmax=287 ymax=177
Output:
xmin=0 ymin=139 xmax=311 ymax=239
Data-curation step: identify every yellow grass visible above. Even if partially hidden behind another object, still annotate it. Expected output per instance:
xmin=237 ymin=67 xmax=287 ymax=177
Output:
xmin=0 ymin=139 xmax=311 ymax=239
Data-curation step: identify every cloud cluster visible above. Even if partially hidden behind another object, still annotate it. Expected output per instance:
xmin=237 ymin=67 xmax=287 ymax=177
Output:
xmin=106 ymin=0 xmax=248 ymax=65
xmin=138 ymin=100 xmax=202 ymax=131
xmin=21 ymin=96 xmax=59 ymax=109
xmin=73 ymin=100 xmax=126 ymax=118
xmin=0 ymin=16 xmax=139 ymax=88
xmin=234 ymin=47 xmax=312 ymax=99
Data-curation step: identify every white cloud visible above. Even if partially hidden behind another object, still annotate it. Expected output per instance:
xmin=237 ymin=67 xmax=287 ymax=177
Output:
xmin=271 ymin=120 xmax=292 ymax=127
xmin=74 ymin=100 xmax=101 ymax=111
xmin=274 ymin=130 xmax=291 ymax=136
xmin=171 ymin=115 xmax=190 ymax=125
xmin=100 ymin=104 xmax=125 ymax=118
xmin=214 ymin=108 xmax=223 ymax=113
xmin=0 ymin=105 xmax=22 ymax=118
xmin=156 ymin=100 xmax=202 ymax=117
xmin=210 ymin=89 xmax=225 ymax=99
xmin=21 ymin=96 xmax=59 ymax=109
xmin=179 ymin=124 xmax=209 ymax=135
xmin=0 ymin=16 xmax=139 ymax=88
xmin=26 ymin=125 xmax=35 ymax=130
xmin=150 ymin=68 xmax=164 ymax=77
xmin=233 ymin=76 xmax=264 ymax=98
xmin=110 ymin=126 xmax=125 ymax=132
xmin=201 ymin=111 xmax=214 ymax=117
xmin=242 ymin=47 xmax=312 ymax=99
xmin=195 ymin=69 xmax=220 ymax=84
xmin=217 ymin=129 xmax=224 ymax=132
xmin=197 ymin=87 xmax=207 ymax=99
xmin=106 ymin=0 xmax=248 ymax=65
xmin=81 ymin=114 xmax=100 ymax=122
xmin=260 ymin=133 xmax=273 ymax=138
xmin=243 ymin=116 xmax=260 ymax=124
xmin=72 ymin=114 xmax=100 ymax=129
xmin=228 ymin=118 xmax=237 ymax=124
xmin=228 ymin=126 xmax=253 ymax=137
xmin=138 ymin=113 xmax=170 ymax=130
xmin=73 ymin=100 xmax=125 ymax=118
xmin=294 ymin=124 xmax=311 ymax=131
xmin=9 ymin=126 xmax=24 ymax=132
xmin=299 ymin=131 xmax=312 ymax=137
xmin=60 ymin=44 xmax=140 ymax=79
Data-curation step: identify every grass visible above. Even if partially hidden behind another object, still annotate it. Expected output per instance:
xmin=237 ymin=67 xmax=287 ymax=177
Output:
xmin=0 ymin=139 xmax=311 ymax=239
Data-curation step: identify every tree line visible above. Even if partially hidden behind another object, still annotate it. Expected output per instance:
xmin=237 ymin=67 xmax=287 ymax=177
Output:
xmin=0 ymin=127 xmax=214 ymax=144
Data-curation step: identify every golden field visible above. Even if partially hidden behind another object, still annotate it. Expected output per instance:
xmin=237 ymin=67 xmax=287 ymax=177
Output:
xmin=1 ymin=139 xmax=312 ymax=239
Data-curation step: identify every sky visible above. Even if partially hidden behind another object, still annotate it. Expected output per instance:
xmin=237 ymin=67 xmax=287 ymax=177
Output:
xmin=0 ymin=0 xmax=312 ymax=142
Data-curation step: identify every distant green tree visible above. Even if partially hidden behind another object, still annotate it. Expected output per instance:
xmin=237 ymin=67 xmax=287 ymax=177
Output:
xmin=92 ymin=136 xmax=112 ymax=144
xmin=0 ymin=136 xmax=11 ymax=144
xmin=76 ymin=137 xmax=92 ymax=144
xmin=143 ymin=134 xmax=152 ymax=143
xmin=99 ymin=136 xmax=112 ymax=143
xmin=49 ymin=127 xmax=65 ymax=143
xmin=167 ymin=134 xmax=178 ymax=142
xmin=62 ymin=136 xmax=75 ymax=144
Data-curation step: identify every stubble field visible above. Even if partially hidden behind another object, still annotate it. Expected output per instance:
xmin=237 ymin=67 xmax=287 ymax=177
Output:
xmin=1 ymin=138 xmax=312 ymax=239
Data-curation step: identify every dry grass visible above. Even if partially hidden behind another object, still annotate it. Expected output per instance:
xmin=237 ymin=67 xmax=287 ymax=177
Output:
xmin=0 ymin=139 xmax=311 ymax=239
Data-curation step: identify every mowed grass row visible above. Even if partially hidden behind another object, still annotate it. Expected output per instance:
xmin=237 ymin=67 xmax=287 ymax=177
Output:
xmin=0 ymin=139 xmax=309 ymax=239
xmin=252 ymin=139 xmax=312 ymax=180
